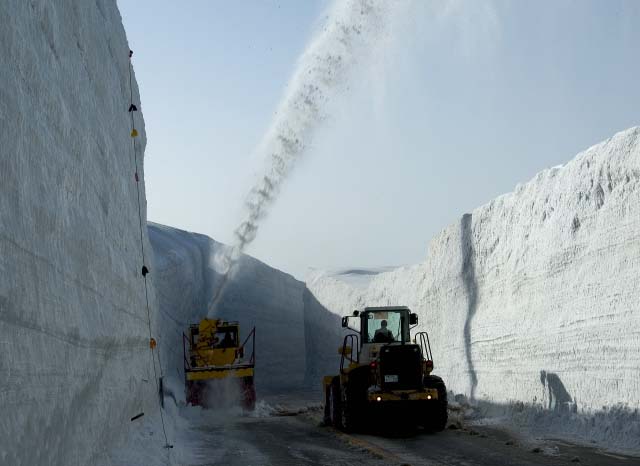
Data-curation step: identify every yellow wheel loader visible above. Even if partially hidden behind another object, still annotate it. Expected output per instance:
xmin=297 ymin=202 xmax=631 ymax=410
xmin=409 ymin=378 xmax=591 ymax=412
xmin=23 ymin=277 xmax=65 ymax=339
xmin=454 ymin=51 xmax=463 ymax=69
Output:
xmin=323 ymin=306 xmax=447 ymax=432
xmin=183 ymin=318 xmax=256 ymax=409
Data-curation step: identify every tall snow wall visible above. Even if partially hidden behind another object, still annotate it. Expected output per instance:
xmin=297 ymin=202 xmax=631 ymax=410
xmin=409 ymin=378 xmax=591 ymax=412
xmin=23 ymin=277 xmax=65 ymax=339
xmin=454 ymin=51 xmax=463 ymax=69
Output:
xmin=0 ymin=2 xmax=158 ymax=465
xmin=307 ymin=127 xmax=640 ymax=452
xmin=147 ymin=223 xmax=342 ymax=399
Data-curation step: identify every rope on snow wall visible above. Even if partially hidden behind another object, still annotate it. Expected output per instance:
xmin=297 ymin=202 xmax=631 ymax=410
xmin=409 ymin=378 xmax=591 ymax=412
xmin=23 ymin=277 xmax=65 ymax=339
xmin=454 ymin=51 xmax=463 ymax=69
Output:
xmin=127 ymin=49 xmax=173 ymax=452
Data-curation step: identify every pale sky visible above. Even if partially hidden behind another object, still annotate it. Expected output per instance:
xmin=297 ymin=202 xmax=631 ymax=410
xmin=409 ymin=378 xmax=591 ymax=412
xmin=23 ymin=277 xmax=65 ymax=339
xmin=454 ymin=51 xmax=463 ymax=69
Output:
xmin=119 ymin=0 xmax=640 ymax=280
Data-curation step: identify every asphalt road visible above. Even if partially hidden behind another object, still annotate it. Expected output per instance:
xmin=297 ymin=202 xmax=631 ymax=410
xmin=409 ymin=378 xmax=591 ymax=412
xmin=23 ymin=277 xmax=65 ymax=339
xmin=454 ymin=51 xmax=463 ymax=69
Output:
xmin=189 ymin=393 xmax=640 ymax=466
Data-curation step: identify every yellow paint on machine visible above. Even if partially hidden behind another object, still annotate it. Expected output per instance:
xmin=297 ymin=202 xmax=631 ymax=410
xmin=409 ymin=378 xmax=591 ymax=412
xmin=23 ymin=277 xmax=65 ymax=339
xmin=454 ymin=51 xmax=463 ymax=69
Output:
xmin=186 ymin=367 xmax=254 ymax=381
xmin=367 ymin=388 xmax=438 ymax=402
xmin=192 ymin=319 xmax=238 ymax=366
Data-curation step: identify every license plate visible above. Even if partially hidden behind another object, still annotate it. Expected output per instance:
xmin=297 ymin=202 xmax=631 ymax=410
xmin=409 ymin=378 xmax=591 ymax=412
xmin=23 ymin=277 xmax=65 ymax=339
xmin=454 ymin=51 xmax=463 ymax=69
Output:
xmin=384 ymin=374 xmax=398 ymax=383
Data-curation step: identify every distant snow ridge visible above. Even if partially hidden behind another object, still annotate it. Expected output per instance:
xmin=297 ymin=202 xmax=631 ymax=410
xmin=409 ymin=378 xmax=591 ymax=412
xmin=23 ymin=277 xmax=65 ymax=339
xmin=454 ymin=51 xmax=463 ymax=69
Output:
xmin=210 ymin=0 xmax=396 ymax=311
xmin=307 ymin=127 xmax=640 ymax=455
xmin=307 ymin=266 xmax=401 ymax=290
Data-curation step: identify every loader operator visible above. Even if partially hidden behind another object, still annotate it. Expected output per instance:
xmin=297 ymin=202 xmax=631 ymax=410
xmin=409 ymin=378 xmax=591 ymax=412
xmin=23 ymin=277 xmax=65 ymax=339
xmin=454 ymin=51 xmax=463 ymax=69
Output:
xmin=373 ymin=319 xmax=394 ymax=343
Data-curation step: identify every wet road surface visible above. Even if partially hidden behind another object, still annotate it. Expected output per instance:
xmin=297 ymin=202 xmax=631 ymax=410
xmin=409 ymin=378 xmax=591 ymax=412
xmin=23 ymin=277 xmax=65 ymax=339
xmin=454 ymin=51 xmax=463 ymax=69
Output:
xmin=189 ymin=393 xmax=640 ymax=466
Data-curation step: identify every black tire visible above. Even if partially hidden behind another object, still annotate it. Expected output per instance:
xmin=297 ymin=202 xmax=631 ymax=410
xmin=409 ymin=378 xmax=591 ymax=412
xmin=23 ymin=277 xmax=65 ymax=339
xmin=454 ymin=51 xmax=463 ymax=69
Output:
xmin=323 ymin=385 xmax=332 ymax=425
xmin=186 ymin=380 xmax=203 ymax=407
xmin=242 ymin=376 xmax=256 ymax=411
xmin=341 ymin=366 xmax=369 ymax=432
xmin=329 ymin=379 xmax=342 ymax=429
xmin=340 ymin=387 xmax=356 ymax=432
xmin=423 ymin=374 xmax=448 ymax=431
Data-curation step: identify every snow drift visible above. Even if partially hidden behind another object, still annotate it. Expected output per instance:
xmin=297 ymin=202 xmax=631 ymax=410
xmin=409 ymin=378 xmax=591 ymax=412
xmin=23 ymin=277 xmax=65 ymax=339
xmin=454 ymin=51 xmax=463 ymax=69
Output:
xmin=307 ymin=127 xmax=640 ymax=453
xmin=0 ymin=1 xmax=159 ymax=465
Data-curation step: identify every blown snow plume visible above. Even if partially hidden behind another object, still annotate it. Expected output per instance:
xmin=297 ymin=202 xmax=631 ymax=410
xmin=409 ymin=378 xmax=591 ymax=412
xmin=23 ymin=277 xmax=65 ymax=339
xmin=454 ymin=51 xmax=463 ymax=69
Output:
xmin=208 ymin=0 xmax=395 ymax=312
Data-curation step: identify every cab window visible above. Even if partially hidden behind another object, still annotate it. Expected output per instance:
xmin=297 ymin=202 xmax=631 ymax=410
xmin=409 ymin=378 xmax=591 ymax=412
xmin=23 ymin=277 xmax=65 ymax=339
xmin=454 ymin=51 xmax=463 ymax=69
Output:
xmin=215 ymin=328 xmax=237 ymax=348
xmin=364 ymin=311 xmax=403 ymax=343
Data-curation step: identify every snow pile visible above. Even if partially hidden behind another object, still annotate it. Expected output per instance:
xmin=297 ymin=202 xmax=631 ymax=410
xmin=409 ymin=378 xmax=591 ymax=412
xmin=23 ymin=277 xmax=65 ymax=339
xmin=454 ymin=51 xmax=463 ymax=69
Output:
xmin=0 ymin=1 xmax=161 ymax=465
xmin=307 ymin=127 xmax=640 ymax=454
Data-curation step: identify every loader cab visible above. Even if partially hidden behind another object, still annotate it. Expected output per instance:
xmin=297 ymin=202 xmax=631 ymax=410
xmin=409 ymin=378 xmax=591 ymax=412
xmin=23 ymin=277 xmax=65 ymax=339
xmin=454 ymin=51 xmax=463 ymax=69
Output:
xmin=342 ymin=306 xmax=419 ymax=364
xmin=362 ymin=309 xmax=410 ymax=343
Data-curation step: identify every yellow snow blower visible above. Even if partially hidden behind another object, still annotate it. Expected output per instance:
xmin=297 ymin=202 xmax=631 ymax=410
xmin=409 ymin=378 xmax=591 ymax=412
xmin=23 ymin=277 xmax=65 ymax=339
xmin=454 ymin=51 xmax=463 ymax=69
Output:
xmin=183 ymin=318 xmax=256 ymax=409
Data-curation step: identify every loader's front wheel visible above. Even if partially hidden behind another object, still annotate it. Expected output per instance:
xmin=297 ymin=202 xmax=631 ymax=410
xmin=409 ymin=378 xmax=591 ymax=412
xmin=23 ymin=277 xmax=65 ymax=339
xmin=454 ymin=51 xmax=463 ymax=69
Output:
xmin=422 ymin=375 xmax=448 ymax=432
xmin=328 ymin=379 xmax=342 ymax=429
xmin=323 ymin=386 xmax=332 ymax=425
xmin=340 ymin=388 xmax=355 ymax=432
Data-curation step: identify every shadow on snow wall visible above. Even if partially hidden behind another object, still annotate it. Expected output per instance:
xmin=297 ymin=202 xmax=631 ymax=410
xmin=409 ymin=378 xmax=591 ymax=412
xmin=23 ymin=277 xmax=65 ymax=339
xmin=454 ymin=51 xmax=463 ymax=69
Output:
xmin=458 ymin=218 xmax=588 ymax=417
xmin=540 ymin=370 xmax=575 ymax=413
xmin=470 ymin=370 xmax=639 ymax=455
xmin=303 ymin=287 xmax=343 ymax=388
xmin=461 ymin=213 xmax=479 ymax=401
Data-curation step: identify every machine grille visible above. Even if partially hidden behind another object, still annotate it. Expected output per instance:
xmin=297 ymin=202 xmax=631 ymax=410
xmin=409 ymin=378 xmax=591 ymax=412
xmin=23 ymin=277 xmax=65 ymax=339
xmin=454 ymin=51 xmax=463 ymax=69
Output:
xmin=379 ymin=344 xmax=422 ymax=390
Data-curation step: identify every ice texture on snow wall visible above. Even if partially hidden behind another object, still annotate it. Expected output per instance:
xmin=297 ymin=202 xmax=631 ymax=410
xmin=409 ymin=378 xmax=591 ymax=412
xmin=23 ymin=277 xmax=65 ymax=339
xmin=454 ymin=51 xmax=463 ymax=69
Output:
xmin=0 ymin=2 xmax=156 ymax=465
xmin=308 ymin=127 xmax=640 ymax=452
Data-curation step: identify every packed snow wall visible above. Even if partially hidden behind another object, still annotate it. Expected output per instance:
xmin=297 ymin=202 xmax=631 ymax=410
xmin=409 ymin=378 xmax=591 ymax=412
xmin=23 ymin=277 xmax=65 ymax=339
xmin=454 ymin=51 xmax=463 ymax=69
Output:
xmin=0 ymin=2 xmax=158 ymax=465
xmin=308 ymin=127 xmax=640 ymax=452
xmin=148 ymin=223 xmax=342 ymax=399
